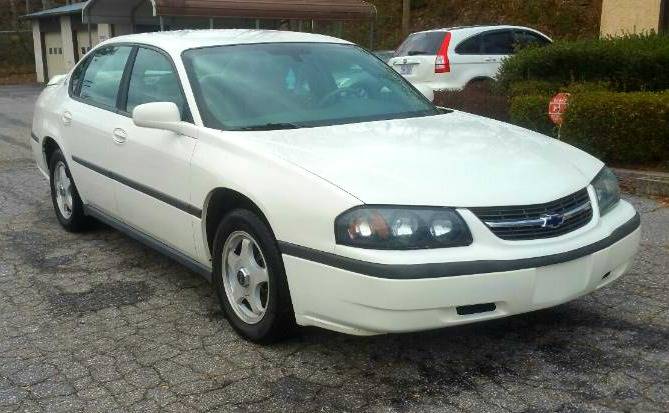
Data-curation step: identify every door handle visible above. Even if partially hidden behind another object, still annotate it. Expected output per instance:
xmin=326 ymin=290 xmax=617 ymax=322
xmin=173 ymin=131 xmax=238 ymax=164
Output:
xmin=61 ymin=111 xmax=72 ymax=126
xmin=484 ymin=58 xmax=497 ymax=62
xmin=112 ymin=128 xmax=127 ymax=144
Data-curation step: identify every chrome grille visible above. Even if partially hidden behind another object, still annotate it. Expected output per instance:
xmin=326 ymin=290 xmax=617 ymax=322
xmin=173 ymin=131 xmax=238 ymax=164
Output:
xmin=470 ymin=189 xmax=593 ymax=241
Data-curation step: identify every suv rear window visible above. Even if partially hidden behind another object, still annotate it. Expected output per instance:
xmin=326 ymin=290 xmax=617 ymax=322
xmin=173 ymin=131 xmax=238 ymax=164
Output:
xmin=455 ymin=34 xmax=483 ymax=55
xmin=515 ymin=30 xmax=551 ymax=47
xmin=395 ymin=32 xmax=447 ymax=57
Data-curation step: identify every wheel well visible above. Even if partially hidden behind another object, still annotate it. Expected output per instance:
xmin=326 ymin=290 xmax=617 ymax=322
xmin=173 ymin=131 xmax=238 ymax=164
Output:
xmin=467 ymin=77 xmax=494 ymax=85
xmin=203 ymin=188 xmax=272 ymax=256
xmin=42 ymin=137 xmax=60 ymax=171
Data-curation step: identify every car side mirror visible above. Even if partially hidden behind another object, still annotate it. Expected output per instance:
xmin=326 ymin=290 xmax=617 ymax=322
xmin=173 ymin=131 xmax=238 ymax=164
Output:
xmin=414 ymin=84 xmax=435 ymax=102
xmin=132 ymin=102 xmax=197 ymax=136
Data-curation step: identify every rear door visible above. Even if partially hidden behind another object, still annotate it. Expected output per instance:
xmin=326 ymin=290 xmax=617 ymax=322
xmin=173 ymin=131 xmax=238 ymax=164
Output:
xmin=450 ymin=33 xmax=486 ymax=88
xmin=480 ymin=30 xmax=516 ymax=78
xmin=388 ymin=31 xmax=446 ymax=84
xmin=64 ymin=44 xmax=134 ymax=218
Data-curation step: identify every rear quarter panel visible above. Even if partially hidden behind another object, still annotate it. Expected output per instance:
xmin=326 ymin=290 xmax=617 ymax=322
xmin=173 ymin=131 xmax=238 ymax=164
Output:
xmin=32 ymin=81 xmax=69 ymax=174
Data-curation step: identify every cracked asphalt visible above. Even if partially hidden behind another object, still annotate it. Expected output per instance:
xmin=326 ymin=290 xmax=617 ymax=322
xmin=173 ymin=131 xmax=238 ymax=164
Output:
xmin=0 ymin=84 xmax=668 ymax=412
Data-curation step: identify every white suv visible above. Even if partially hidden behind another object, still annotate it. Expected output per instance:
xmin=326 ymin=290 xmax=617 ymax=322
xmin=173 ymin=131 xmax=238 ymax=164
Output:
xmin=389 ymin=25 xmax=552 ymax=91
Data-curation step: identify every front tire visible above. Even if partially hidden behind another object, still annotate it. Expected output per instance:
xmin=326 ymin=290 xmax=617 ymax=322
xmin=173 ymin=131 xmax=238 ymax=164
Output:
xmin=49 ymin=149 xmax=90 ymax=232
xmin=212 ymin=209 xmax=296 ymax=343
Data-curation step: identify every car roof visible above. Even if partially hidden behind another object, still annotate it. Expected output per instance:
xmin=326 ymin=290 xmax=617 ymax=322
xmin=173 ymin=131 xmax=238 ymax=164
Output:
xmin=416 ymin=25 xmax=547 ymax=38
xmin=102 ymin=29 xmax=351 ymax=55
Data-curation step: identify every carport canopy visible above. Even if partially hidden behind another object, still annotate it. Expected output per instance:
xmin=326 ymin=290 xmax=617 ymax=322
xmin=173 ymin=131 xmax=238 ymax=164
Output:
xmin=83 ymin=0 xmax=377 ymax=24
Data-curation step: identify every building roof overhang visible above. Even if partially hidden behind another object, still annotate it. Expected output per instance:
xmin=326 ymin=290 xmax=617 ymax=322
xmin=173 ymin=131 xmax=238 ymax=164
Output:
xmin=83 ymin=0 xmax=376 ymax=24
xmin=22 ymin=2 xmax=88 ymax=20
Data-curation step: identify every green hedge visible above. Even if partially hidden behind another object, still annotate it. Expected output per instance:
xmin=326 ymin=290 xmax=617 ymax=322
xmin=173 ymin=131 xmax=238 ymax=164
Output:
xmin=560 ymin=92 xmax=669 ymax=164
xmin=510 ymin=91 xmax=669 ymax=165
xmin=509 ymin=94 xmax=555 ymax=136
xmin=498 ymin=34 xmax=669 ymax=93
xmin=505 ymin=80 xmax=612 ymax=98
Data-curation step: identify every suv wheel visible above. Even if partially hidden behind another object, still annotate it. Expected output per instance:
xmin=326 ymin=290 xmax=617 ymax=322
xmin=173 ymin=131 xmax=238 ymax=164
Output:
xmin=212 ymin=209 xmax=297 ymax=343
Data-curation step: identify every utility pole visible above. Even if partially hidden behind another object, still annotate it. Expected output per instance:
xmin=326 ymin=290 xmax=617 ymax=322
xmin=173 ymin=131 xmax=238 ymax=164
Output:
xmin=402 ymin=0 xmax=411 ymax=36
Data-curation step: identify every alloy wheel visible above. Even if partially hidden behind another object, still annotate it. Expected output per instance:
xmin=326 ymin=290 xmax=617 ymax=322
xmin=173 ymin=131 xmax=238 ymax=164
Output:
xmin=221 ymin=231 xmax=270 ymax=324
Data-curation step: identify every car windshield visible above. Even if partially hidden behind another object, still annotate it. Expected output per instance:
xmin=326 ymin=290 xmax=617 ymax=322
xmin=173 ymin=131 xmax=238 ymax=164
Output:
xmin=182 ymin=42 xmax=439 ymax=131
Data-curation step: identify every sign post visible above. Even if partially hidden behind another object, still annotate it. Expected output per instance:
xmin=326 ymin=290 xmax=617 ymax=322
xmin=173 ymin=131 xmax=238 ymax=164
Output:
xmin=549 ymin=93 xmax=571 ymax=139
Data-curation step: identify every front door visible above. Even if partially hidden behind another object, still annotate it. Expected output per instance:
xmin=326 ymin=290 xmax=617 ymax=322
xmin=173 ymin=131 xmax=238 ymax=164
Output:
xmin=111 ymin=46 xmax=198 ymax=257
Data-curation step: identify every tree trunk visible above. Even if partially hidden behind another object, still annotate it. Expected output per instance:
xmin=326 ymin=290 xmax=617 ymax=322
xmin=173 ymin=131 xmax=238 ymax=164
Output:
xmin=8 ymin=0 xmax=19 ymax=30
xmin=402 ymin=0 xmax=411 ymax=36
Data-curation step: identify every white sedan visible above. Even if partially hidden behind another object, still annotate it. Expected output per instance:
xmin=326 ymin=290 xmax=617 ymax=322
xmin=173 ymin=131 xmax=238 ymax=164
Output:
xmin=31 ymin=30 xmax=640 ymax=343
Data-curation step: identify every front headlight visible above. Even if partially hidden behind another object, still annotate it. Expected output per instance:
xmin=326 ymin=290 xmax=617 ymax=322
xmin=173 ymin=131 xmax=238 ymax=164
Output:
xmin=591 ymin=167 xmax=621 ymax=216
xmin=335 ymin=206 xmax=473 ymax=250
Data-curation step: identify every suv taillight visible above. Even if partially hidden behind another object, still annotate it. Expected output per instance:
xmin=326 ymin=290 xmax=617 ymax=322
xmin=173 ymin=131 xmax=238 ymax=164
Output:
xmin=435 ymin=32 xmax=451 ymax=73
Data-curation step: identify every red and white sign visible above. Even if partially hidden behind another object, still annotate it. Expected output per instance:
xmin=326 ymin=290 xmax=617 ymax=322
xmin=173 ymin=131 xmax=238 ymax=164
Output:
xmin=549 ymin=93 xmax=571 ymax=126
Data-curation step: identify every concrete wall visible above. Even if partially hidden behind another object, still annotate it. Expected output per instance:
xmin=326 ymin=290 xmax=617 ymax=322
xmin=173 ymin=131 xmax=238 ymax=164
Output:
xmin=59 ymin=15 xmax=77 ymax=72
xmin=601 ymin=0 xmax=662 ymax=36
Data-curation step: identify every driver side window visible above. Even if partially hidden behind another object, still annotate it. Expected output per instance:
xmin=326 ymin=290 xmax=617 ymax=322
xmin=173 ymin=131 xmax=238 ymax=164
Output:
xmin=125 ymin=47 xmax=189 ymax=120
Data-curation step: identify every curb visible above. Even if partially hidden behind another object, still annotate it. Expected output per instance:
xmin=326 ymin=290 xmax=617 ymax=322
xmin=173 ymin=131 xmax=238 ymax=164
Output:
xmin=614 ymin=168 xmax=669 ymax=198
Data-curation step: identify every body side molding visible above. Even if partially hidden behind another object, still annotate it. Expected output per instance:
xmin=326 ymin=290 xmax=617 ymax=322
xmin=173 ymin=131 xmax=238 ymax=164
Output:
xmin=72 ymin=156 xmax=203 ymax=218
xmin=279 ymin=212 xmax=641 ymax=280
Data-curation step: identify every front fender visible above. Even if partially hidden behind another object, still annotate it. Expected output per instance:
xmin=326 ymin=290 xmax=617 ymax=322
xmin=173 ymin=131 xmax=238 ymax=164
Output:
xmin=190 ymin=128 xmax=362 ymax=257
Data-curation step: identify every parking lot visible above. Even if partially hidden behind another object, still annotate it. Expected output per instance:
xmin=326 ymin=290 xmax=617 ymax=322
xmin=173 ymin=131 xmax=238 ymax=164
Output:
xmin=0 ymin=84 xmax=667 ymax=412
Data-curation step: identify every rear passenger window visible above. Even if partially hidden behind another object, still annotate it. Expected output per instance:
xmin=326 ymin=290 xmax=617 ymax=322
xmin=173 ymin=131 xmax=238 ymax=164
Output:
xmin=125 ymin=47 xmax=188 ymax=119
xmin=483 ymin=31 xmax=515 ymax=55
xmin=394 ymin=32 xmax=447 ymax=57
xmin=455 ymin=35 xmax=483 ymax=54
xmin=69 ymin=55 xmax=92 ymax=97
xmin=79 ymin=46 xmax=133 ymax=109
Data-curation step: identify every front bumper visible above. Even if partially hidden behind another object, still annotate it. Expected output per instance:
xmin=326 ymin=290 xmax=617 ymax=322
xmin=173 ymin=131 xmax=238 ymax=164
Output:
xmin=281 ymin=202 xmax=641 ymax=336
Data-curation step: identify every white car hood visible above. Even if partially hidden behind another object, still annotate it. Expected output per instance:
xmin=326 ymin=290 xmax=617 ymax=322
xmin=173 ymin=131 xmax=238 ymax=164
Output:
xmin=254 ymin=112 xmax=603 ymax=207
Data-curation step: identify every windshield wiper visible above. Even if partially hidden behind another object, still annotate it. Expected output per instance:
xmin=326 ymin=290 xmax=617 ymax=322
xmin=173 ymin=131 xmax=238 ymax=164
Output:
xmin=235 ymin=122 xmax=303 ymax=131
xmin=407 ymin=50 xmax=429 ymax=56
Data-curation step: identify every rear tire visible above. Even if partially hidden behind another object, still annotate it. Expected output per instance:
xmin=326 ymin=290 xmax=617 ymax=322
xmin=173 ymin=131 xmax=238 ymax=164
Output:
xmin=49 ymin=149 xmax=91 ymax=232
xmin=465 ymin=78 xmax=493 ymax=94
xmin=212 ymin=209 xmax=297 ymax=344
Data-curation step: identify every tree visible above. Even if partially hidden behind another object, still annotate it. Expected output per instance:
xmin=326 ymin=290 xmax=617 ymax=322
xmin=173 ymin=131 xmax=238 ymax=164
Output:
xmin=402 ymin=0 xmax=411 ymax=36
xmin=8 ymin=0 xmax=19 ymax=30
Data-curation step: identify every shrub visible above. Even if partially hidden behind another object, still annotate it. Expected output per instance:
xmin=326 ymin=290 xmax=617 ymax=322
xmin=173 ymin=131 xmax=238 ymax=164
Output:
xmin=498 ymin=34 xmax=669 ymax=93
xmin=505 ymin=80 xmax=612 ymax=98
xmin=509 ymin=94 xmax=555 ymax=136
xmin=560 ymin=92 xmax=669 ymax=165
xmin=506 ymin=80 xmax=561 ymax=97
